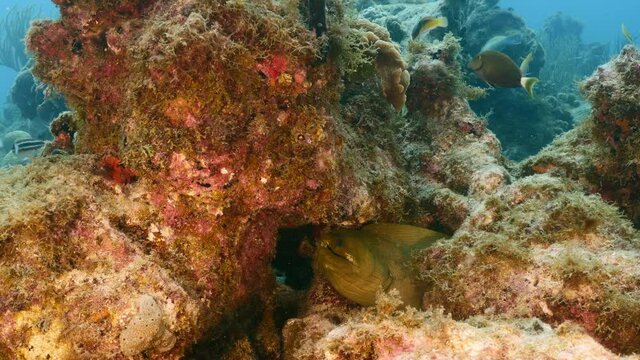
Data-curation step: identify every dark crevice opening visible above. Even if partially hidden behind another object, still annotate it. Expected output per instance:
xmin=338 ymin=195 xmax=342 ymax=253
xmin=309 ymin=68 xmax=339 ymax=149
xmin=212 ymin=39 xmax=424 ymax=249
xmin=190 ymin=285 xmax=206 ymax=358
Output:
xmin=187 ymin=225 xmax=318 ymax=359
xmin=272 ymin=224 xmax=317 ymax=335
xmin=272 ymin=225 xmax=315 ymax=291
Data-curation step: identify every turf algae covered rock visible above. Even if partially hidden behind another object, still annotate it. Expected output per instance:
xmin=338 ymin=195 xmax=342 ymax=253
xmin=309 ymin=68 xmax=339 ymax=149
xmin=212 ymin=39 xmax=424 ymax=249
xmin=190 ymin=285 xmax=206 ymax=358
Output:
xmin=283 ymin=291 xmax=633 ymax=360
xmin=1 ymin=0 xmax=466 ymax=358
xmin=284 ymin=16 xmax=640 ymax=358
xmin=0 ymin=156 xmax=201 ymax=358
xmin=3 ymin=0 xmax=640 ymax=358
xmin=523 ymin=46 xmax=640 ymax=227
xmin=415 ymin=174 xmax=640 ymax=354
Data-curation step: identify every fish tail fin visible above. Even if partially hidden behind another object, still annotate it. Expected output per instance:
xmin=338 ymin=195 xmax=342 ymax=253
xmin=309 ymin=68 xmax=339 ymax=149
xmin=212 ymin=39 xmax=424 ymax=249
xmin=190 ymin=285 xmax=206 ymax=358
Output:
xmin=521 ymin=77 xmax=539 ymax=98
xmin=519 ymin=52 xmax=533 ymax=75
xmin=439 ymin=17 xmax=448 ymax=28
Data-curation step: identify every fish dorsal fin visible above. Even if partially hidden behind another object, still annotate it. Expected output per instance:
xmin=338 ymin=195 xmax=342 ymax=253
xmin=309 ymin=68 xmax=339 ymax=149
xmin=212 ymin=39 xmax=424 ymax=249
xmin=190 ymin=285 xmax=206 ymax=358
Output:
xmin=361 ymin=223 xmax=447 ymax=246
xmin=519 ymin=52 xmax=533 ymax=75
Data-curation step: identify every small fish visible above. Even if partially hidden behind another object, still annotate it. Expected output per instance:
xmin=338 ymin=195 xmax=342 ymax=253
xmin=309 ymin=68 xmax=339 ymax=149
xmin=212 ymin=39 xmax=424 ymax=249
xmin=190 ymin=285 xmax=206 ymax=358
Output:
xmin=12 ymin=139 xmax=45 ymax=161
xmin=13 ymin=139 xmax=46 ymax=154
xmin=481 ymin=33 xmax=525 ymax=52
xmin=469 ymin=50 xmax=539 ymax=97
xmin=622 ymin=23 xmax=634 ymax=44
xmin=316 ymin=223 xmax=447 ymax=308
xmin=411 ymin=16 xmax=448 ymax=39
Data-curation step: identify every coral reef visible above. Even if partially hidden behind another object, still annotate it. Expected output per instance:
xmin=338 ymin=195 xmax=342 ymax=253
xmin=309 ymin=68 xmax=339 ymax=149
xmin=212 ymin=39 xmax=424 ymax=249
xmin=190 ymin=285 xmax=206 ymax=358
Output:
xmin=0 ymin=157 xmax=202 ymax=358
xmin=0 ymin=63 xmax=67 ymax=165
xmin=283 ymin=291 xmax=633 ymax=359
xmin=419 ymin=0 xmax=606 ymax=161
xmin=444 ymin=0 xmax=543 ymax=74
xmin=357 ymin=0 xmax=569 ymax=161
xmin=415 ymin=174 xmax=640 ymax=354
xmin=469 ymin=89 xmax=574 ymax=160
xmin=275 ymin=17 xmax=639 ymax=356
xmin=286 ymin=11 xmax=640 ymax=359
xmin=1 ymin=0 xmax=639 ymax=358
xmin=367 ymin=29 xmax=410 ymax=111
xmin=43 ymin=111 xmax=77 ymax=155
xmin=1 ymin=0 xmax=435 ymax=357
xmin=10 ymin=64 xmax=66 ymax=125
xmin=522 ymin=46 xmax=640 ymax=227
xmin=359 ymin=2 xmax=445 ymax=48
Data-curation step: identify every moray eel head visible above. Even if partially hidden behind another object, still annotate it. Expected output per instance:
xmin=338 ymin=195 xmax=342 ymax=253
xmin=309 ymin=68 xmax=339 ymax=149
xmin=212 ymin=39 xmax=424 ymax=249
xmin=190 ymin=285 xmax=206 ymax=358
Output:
xmin=316 ymin=224 xmax=447 ymax=308
xmin=317 ymin=230 xmax=391 ymax=307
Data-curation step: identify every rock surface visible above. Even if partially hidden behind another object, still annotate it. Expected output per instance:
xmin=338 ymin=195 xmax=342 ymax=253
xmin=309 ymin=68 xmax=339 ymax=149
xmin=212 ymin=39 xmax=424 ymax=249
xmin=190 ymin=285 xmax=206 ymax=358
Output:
xmin=0 ymin=0 xmax=639 ymax=358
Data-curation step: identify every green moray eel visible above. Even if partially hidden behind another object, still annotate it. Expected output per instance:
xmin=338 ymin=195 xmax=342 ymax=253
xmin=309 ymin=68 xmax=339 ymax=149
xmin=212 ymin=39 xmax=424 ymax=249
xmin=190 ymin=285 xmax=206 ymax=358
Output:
xmin=316 ymin=223 xmax=447 ymax=309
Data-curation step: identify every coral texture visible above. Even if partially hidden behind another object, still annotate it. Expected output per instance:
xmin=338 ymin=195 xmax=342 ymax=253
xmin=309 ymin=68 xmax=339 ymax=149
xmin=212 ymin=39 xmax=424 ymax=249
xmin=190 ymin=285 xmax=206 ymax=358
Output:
xmin=416 ymin=174 xmax=640 ymax=354
xmin=287 ymin=21 xmax=640 ymax=359
xmin=1 ymin=0 xmax=437 ymax=357
xmin=283 ymin=292 xmax=633 ymax=360
xmin=523 ymin=46 xmax=640 ymax=226
xmin=2 ymin=0 xmax=640 ymax=358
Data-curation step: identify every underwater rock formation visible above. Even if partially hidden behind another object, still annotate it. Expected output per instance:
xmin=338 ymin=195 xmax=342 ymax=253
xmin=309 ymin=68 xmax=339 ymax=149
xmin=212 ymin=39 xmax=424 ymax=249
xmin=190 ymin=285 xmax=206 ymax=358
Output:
xmin=283 ymin=291 xmax=631 ymax=360
xmin=1 ymin=0 xmax=639 ymax=358
xmin=357 ymin=0 xmax=566 ymax=160
xmin=523 ymin=46 xmax=640 ymax=227
xmin=0 ymin=157 xmax=203 ymax=358
xmin=0 ymin=0 xmax=451 ymax=357
xmin=416 ymin=174 xmax=640 ymax=354
xmin=0 ymin=63 xmax=66 ymax=165
xmin=286 ymin=25 xmax=640 ymax=359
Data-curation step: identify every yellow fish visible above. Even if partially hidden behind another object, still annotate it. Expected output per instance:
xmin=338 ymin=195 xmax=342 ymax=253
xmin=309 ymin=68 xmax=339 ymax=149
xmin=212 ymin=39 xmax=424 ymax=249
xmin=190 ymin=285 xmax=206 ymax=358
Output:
xmin=622 ymin=23 xmax=634 ymax=44
xmin=412 ymin=16 xmax=448 ymax=39
xmin=316 ymin=223 xmax=447 ymax=308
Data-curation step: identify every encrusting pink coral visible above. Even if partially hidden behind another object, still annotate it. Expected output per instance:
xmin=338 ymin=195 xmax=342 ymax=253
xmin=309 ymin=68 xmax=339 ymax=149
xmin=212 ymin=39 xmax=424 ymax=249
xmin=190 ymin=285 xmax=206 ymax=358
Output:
xmin=1 ymin=0 xmax=639 ymax=358
xmin=0 ymin=0 xmax=433 ymax=357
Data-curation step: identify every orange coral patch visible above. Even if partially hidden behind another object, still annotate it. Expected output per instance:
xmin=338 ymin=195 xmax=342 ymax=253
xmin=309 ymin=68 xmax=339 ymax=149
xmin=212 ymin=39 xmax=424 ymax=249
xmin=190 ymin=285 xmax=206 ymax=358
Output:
xmin=102 ymin=155 xmax=138 ymax=184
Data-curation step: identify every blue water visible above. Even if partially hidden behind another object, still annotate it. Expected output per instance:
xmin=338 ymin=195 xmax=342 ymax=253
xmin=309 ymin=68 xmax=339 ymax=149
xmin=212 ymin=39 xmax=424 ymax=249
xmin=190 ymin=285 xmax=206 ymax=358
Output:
xmin=0 ymin=0 xmax=57 ymax=112
xmin=501 ymin=0 xmax=639 ymax=44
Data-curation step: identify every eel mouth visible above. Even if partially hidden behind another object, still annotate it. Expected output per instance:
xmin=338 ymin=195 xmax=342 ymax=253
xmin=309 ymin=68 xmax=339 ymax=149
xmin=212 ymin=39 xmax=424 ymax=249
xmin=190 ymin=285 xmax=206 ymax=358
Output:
xmin=325 ymin=244 xmax=358 ymax=266
xmin=326 ymin=244 xmax=344 ymax=259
